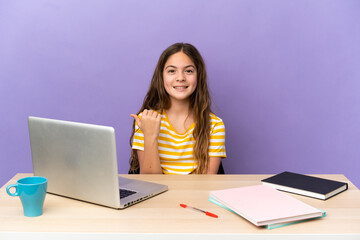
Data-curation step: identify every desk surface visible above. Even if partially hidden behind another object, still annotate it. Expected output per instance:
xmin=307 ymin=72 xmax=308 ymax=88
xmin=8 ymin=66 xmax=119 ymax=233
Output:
xmin=1 ymin=173 xmax=360 ymax=240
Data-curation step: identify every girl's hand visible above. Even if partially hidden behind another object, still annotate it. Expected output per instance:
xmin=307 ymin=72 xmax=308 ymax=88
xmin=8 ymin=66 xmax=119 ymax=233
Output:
xmin=130 ymin=109 xmax=162 ymax=139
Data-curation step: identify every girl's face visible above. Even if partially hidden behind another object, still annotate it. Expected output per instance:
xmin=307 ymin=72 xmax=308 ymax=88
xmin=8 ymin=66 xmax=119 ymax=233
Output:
xmin=163 ymin=51 xmax=197 ymax=104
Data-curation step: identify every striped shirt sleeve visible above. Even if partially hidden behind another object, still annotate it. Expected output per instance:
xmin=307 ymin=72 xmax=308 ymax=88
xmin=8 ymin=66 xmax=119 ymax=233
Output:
xmin=209 ymin=117 xmax=227 ymax=158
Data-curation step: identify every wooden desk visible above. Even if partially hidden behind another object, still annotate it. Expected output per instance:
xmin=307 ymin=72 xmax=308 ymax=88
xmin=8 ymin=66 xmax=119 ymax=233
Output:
xmin=1 ymin=174 xmax=359 ymax=240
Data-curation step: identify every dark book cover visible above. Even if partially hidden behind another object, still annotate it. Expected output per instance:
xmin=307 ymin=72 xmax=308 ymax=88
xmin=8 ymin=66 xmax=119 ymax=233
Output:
xmin=261 ymin=171 xmax=348 ymax=200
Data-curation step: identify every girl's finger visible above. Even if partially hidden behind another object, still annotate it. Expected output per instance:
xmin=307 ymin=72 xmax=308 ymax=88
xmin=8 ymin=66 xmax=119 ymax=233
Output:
xmin=152 ymin=110 xmax=159 ymax=118
xmin=156 ymin=112 xmax=162 ymax=121
xmin=130 ymin=114 xmax=141 ymax=127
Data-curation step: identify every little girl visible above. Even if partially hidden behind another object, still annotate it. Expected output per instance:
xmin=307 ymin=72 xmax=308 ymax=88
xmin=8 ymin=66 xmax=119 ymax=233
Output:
xmin=130 ymin=43 xmax=226 ymax=174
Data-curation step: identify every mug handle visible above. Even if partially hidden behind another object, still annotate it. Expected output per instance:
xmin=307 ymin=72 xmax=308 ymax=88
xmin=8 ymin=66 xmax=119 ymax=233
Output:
xmin=6 ymin=184 xmax=19 ymax=197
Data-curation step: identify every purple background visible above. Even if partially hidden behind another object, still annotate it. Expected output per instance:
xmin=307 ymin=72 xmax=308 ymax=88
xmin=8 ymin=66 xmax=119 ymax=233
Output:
xmin=1 ymin=0 xmax=359 ymax=188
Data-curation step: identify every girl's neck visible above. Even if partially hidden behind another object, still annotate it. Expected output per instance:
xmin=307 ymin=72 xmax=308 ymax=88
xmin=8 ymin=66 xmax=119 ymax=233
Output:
xmin=165 ymin=99 xmax=194 ymax=134
xmin=166 ymin=99 xmax=191 ymax=117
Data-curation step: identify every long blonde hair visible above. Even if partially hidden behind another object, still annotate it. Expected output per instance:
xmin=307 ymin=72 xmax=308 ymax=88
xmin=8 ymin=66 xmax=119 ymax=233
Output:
xmin=129 ymin=43 xmax=212 ymax=174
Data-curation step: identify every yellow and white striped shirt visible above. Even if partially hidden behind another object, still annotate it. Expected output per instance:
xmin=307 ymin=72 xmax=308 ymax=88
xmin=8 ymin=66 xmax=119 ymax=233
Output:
xmin=132 ymin=111 xmax=226 ymax=175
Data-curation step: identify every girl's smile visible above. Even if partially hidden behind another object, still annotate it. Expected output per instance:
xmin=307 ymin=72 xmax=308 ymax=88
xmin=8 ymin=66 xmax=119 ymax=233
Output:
xmin=173 ymin=85 xmax=188 ymax=91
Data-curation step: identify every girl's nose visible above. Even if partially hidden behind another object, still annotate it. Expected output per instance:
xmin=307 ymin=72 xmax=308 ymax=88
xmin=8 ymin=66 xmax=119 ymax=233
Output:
xmin=176 ymin=72 xmax=185 ymax=82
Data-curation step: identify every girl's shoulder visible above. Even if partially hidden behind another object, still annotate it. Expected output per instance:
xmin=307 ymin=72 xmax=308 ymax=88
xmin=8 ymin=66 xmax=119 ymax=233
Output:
xmin=209 ymin=113 xmax=225 ymax=134
xmin=209 ymin=112 xmax=224 ymax=125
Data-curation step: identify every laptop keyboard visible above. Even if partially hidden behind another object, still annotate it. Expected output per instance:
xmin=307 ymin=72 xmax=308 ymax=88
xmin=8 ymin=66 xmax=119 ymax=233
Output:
xmin=120 ymin=189 xmax=137 ymax=199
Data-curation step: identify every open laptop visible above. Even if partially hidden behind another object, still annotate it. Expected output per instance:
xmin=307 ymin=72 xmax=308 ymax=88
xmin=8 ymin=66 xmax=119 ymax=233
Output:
xmin=28 ymin=116 xmax=168 ymax=209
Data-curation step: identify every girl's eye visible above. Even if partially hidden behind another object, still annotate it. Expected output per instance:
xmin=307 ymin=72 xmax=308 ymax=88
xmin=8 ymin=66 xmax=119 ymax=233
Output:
xmin=168 ymin=69 xmax=175 ymax=73
xmin=185 ymin=69 xmax=194 ymax=74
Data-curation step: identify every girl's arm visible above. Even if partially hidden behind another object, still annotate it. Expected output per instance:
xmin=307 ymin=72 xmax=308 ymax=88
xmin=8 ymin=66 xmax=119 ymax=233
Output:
xmin=131 ymin=110 xmax=162 ymax=174
xmin=206 ymin=157 xmax=221 ymax=174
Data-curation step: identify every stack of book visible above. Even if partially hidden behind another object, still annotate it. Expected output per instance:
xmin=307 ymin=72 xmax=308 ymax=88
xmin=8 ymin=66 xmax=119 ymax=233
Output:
xmin=209 ymin=184 xmax=326 ymax=229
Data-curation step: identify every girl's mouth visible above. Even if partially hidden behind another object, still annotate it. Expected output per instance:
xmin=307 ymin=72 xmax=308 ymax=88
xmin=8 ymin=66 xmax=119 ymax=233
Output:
xmin=174 ymin=86 xmax=188 ymax=90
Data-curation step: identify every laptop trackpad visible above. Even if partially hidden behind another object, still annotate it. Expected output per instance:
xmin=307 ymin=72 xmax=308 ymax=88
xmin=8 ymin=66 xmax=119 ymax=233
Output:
xmin=119 ymin=177 xmax=165 ymax=195
xmin=119 ymin=177 xmax=136 ymax=185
